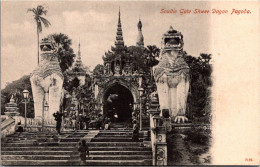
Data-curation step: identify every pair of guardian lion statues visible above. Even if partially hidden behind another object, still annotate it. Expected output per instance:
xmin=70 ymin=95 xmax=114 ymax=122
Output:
xmin=30 ymin=26 xmax=189 ymax=123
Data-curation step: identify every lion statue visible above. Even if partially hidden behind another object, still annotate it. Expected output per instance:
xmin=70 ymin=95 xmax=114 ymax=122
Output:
xmin=153 ymin=26 xmax=190 ymax=123
xmin=30 ymin=37 xmax=64 ymax=123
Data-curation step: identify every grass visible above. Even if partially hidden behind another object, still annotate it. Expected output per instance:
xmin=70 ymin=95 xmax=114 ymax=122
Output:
xmin=167 ymin=126 xmax=211 ymax=165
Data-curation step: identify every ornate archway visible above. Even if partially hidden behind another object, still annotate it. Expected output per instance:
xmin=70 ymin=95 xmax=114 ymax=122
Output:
xmin=95 ymin=77 xmax=140 ymax=116
xmin=102 ymin=83 xmax=134 ymax=122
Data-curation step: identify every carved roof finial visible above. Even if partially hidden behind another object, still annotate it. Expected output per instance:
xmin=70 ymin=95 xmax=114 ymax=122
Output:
xmin=136 ymin=17 xmax=144 ymax=47
xmin=10 ymin=95 xmax=15 ymax=103
xmin=115 ymin=7 xmax=124 ymax=47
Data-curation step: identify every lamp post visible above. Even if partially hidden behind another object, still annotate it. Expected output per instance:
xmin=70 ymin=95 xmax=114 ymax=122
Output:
xmin=43 ymin=101 xmax=49 ymax=131
xmin=145 ymin=102 xmax=150 ymax=117
xmin=23 ymin=90 xmax=29 ymax=128
xmin=138 ymin=87 xmax=144 ymax=131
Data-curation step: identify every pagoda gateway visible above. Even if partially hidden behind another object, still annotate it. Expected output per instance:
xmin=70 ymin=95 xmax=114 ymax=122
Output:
xmin=93 ymin=9 xmax=157 ymax=124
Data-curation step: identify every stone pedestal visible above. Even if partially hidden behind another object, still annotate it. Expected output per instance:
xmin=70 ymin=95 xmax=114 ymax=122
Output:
xmin=148 ymin=92 xmax=171 ymax=166
xmin=155 ymin=142 xmax=167 ymax=165
xmin=5 ymin=95 xmax=20 ymax=118
xmin=151 ymin=123 xmax=168 ymax=166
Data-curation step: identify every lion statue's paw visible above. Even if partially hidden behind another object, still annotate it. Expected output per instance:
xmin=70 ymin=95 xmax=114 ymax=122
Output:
xmin=174 ymin=116 xmax=188 ymax=123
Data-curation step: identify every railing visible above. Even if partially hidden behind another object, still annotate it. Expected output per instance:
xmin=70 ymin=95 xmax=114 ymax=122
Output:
xmin=1 ymin=115 xmax=58 ymax=135
xmin=25 ymin=118 xmax=56 ymax=132
xmin=149 ymin=114 xmax=171 ymax=166
xmin=1 ymin=117 xmax=16 ymax=139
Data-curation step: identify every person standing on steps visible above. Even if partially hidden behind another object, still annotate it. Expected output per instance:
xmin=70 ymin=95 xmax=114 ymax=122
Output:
xmin=53 ymin=111 xmax=63 ymax=135
xmin=78 ymin=139 xmax=89 ymax=165
xmin=132 ymin=125 xmax=139 ymax=142
xmin=16 ymin=122 xmax=24 ymax=136
xmin=71 ymin=112 xmax=77 ymax=131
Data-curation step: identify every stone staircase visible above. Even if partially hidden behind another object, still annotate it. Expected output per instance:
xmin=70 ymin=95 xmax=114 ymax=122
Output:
xmin=1 ymin=129 xmax=152 ymax=166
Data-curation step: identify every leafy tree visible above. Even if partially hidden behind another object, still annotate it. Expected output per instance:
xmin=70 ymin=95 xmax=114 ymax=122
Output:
xmin=62 ymin=74 xmax=95 ymax=117
xmin=93 ymin=64 xmax=104 ymax=76
xmin=27 ymin=5 xmax=51 ymax=64
xmin=74 ymin=74 xmax=95 ymax=115
xmin=1 ymin=75 xmax=34 ymax=117
xmin=43 ymin=33 xmax=76 ymax=72
xmin=184 ymin=53 xmax=212 ymax=123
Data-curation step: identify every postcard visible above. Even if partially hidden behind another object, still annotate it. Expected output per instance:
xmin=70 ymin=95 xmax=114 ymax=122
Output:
xmin=1 ymin=1 xmax=259 ymax=166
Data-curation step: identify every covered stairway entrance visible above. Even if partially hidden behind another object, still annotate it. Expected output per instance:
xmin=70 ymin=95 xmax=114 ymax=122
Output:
xmin=103 ymin=84 xmax=134 ymax=123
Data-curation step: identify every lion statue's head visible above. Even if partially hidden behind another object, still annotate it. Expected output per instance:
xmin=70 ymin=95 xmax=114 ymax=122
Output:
xmin=161 ymin=26 xmax=184 ymax=52
xmin=40 ymin=37 xmax=60 ymax=56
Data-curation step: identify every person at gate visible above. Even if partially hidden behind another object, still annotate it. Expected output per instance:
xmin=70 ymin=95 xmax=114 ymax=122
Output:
xmin=84 ymin=115 xmax=90 ymax=130
xmin=104 ymin=118 xmax=111 ymax=130
xmin=16 ymin=122 xmax=24 ymax=136
xmin=132 ymin=125 xmax=139 ymax=142
xmin=78 ymin=139 xmax=89 ymax=165
xmin=71 ymin=112 xmax=77 ymax=130
xmin=132 ymin=119 xmax=137 ymax=130
xmin=53 ymin=111 xmax=63 ymax=135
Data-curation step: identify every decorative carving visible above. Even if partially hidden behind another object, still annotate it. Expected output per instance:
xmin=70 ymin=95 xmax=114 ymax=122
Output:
xmin=153 ymin=26 xmax=190 ymax=123
xmin=95 ymin=77 xmax=140 ymax=106
xmin=157 ymin=148 xmax=165 ymax=161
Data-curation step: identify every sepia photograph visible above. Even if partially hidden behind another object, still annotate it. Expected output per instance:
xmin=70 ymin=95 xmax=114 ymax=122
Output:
xmin=1 ymin=1 xmax=259 ymax=166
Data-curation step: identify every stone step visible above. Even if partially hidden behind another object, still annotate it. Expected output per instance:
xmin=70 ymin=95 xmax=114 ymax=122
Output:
xmin=89 ymin=147 xmax=151 ymax=151
xmin=1 ymin=151 xmax=74 ymax=155
xmin=2 ymin=150 xmax=151 ymax=156
xmin=89 ymin=151 xmax=152 ymax=155
xmin=1 ymin=154 xmax=152 ymax=161
xmin=2 ymin=142 xmax=62 ymax=147
xmin=1 ymin=159 xmax=152 ymax=166
xmin=91 ymin=138 xmax=143 ymax=142
xmin=96 ymin=134 xmax=144 ymax=137
xmin=94 ymin=136 xmax=141 ymax=139
xmin=2 ymin=142 xmax=143 ymax=147
xmin=90 ymin=142 xmax=144 ymax=147
xmin=59 ymin=138 xmax=81 ymax=142
xmin=1 ymin=147 xmax=75 ymax=151
xmin=85 ymin=155 xmax=152 ymax=160
xmin=1 ymin=155 xmax=72 ymax=160
xmin=5 ymin=135 xmax=57 ymax=139
xmin=1 ymin=146 xmax=151 ymax=151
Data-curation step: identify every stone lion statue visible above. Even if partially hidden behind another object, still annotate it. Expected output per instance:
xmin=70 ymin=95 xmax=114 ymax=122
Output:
xmin=30 ymin=37 xmax=64 ymax=122
xmin=153 ymin=26 xmax=190 ymax=123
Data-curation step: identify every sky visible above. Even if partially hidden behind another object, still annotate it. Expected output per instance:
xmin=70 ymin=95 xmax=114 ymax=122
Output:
xmin=1 ymin=1 xmax=212 ymax=88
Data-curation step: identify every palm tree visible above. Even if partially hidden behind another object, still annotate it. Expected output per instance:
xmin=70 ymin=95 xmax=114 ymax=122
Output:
xmin=27 ymin=5 xmax=51 ymax=64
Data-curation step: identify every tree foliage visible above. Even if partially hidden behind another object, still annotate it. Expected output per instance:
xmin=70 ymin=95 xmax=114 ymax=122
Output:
xmin=62 ymin=73 xmax=95 ymax=117
xmin=27 ymin=5 xmax=51 ymax=64
xmin=1 ymin=75 xmax=34 ymax=117
xmin=184 ymin=53 xmax=212 ymax=123
xmin=27 ymin=5 xmax=51 ymax=33
xmin=43 ymin=33 xmax=76 ymax=72
xmin=93 ymin=64 xmax=104 ymax=76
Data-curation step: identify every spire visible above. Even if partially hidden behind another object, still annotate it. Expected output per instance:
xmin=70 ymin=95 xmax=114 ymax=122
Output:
xmin=136 ymin=17 xmax=144 ymax=47
xmin=74 ymin=40 xmax=83 ymax=69
xmin=115 ymin=7 xmax=124 ymax=47
xmin=78 ymin=39 xmax=81 ymax=58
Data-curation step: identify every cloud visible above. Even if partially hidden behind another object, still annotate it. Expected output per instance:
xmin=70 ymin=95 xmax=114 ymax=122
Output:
xmin=1 ymin=2 xmax=212 ymax=88
xmin=1 ymin=43 xmax=37 ymax=87
xmin=2 ymin=21 xmax=36 ymax=48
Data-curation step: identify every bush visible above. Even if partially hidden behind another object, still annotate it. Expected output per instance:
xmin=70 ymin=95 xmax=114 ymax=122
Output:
xmin=183 ymin=127 xmax=211 ymax=145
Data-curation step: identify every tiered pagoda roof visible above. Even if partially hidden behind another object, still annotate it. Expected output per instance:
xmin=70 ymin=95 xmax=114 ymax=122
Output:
xmin=115 ymin=8 xmax=124 ymax=47
xmin=67 ymin=42 xmax=86 ymax=76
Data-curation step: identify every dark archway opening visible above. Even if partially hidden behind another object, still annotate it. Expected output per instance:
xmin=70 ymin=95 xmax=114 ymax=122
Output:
xmin=103 ymin=84 xmax=133 ymax=123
